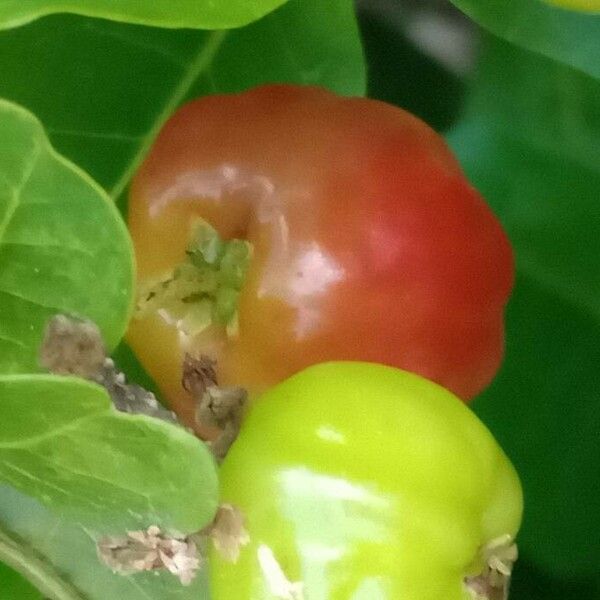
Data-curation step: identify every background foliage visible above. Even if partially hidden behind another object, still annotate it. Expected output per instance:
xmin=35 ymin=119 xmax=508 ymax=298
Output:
xmin=0 ymin=0 xmax=289 ymax=31
xmin=0 ymin=0 xmax=598 ymax=598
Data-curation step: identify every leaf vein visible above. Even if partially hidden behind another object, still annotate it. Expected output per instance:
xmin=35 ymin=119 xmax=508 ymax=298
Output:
xmin=0 ymin=287 xmax=73 ymax=315
xmin=0 ymin=331 xmax=28 ymax=349
xmin=47 ymin=127 xmax=143 ymax=143
xmin=109 ymin=29 xmax=229 ymax=200
xmin=1 ymin=240 xmax=94 ymax=259
xmin=0 ymin=460 xmax=103 ymax=509
xmin=0 ymin=413 xmax=103 ymax=449
xmin=0 ymin=142 xmax=42 ymax=247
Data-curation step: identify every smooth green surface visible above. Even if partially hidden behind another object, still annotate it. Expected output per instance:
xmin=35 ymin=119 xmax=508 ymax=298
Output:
xmin=212 ymin=362 xmax=523 ymax=599
xmin=0 ymin=486 xmax=211 ymax=600
xmin=449 ymin=0 xmax=600 ymax=80
xmin=448 ymin=35 xmax=600 ymax=577
xmin=0 ymin=0 xmax=366 ymax=210
xmin=0 ymin=99 xmax=133 ymax=373
xmin=0 ymin=0 xmax=288 ymax=31
xmin=0 ymin=375 xmax=218 ymax=534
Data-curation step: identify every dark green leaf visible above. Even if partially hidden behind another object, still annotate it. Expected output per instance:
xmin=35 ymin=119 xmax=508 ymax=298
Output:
xmin=111 ymin=342 xmax=160 ymax=399
xmin=449 ymin=0 xmax=600 ymax=80
xmin=0 ymin=486 xmax=211 ymax=600
xmin=0 ymin=560 xmax=43 ymax=599
xmin=0 ymin=0 xmax=288 ymax=31
xmin=510 ymin=555 xmax=600 ymax=600
xmin=0 ymin=99 xmax=133 ymax=373
xmin=0 ymin=375 xmax=218 ymax=533
xmin=357 ymin=6 xmax=466 ymax=132
xmin=448 ymin=35 xmax=600 ymax=577
xmin=0 ymin=0 xmax=366 ymax=210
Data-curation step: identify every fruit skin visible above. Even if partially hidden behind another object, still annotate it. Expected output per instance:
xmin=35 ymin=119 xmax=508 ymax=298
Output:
xmin=210 ymin=362 xmax=523 ymax=600
xmin=128 ymin=84 xmax=514 ymax=429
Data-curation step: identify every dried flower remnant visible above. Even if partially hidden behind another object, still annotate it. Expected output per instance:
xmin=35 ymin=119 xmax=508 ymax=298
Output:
xmin=182 ymin=353 xmax=247 ymax=459
xmin=97 ymin=526 xmax=201 ymax=585
xmin=97 ymin=505 xmax=250 ymax=585
xmin=207 ymin=504 xmax=250 ymax=563
xmin=465 ymin=534 xmax=518 ymax=600
xmin=40 ymin=314 xmax=106 ymax=377
xmin=39 ymin=314 xmax=178 ymax=425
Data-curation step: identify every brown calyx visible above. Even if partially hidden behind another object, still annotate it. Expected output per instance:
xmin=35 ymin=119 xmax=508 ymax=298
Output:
xmin=182 ymin=353 xmax=247 ymax=461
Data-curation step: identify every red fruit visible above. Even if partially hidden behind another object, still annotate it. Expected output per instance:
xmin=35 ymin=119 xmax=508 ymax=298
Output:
xmin=128 ymin=85 xmax=513 ymax=431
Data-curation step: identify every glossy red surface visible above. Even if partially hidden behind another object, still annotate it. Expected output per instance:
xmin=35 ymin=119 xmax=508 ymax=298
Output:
xmin=128 ymin=85 xmax=513 ymax=431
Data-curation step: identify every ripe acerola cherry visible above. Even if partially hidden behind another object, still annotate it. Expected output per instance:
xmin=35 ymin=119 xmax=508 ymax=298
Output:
xmin=128 ymin=85 xmax=513 ymax=431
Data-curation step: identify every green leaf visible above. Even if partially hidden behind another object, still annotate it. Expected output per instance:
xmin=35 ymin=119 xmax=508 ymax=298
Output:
xmin=0 ymin=0 xmax=366 ymax=208
xmin=448 ymin=35 xmax=600 ymax=577
xmin=0 ymin=486 xmax=211 ymax=600
xmin=510 ymin=556 xmax=600 ymax=600
xmin=357 ymin=6 xmax=466 ymax=132
xmin=0 ymin=0 xmax=289 ymax=31
xmin=0 ymin=374 xmax=218 ymax=533
xmin=448 ymin=0 xmax=600 ymax=81
xmin=0 ymin=560 xmax=43 ymax=599
xmin=111 ymin=342 xmax=160 ymax=400
xmin=0 ymin=99 xmax=134 ymax=374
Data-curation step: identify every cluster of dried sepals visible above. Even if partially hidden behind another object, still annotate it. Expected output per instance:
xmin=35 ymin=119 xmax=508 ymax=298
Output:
xmin=39 ymin=314 xmax=516 ymax=597
xmin=96 ymin=505 xmax=249 ymax=586
xmin=97 ymin=526 xmax=201 ymax=585
xmin=40 ymin=314 xmax=178 ymax=424
xmin=39 ymin=315 xmax=249 ymax=585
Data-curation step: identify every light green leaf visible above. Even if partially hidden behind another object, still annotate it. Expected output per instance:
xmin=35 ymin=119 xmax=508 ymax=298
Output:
xmin=0 ymin=99 xmax=134 ymax=373
xmin=0 ymin=375 xmax=218 ymax=534
xmin=0 ymin=0 xmax=289 ymax=31
xmin=0 ymin=0 xmax=366 ymax=209
xmin=448 ymin=0 xmax=600 ymax=80
xmin=0 ymin=487 xmax=211 ymax=599
xmin=448 ymin=35 xmax=600 ymax=577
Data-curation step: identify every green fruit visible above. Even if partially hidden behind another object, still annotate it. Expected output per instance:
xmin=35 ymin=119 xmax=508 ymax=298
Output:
xmin=210 ymin=362 xmax=523 ymax=600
